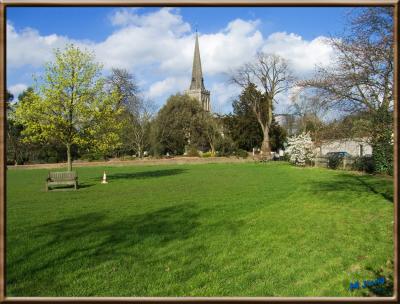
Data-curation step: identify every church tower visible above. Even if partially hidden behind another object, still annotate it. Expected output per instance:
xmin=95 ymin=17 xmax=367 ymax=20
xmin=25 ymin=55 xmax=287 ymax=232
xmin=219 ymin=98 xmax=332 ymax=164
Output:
xmin=185 ymin=32 xmax=211 ymax=112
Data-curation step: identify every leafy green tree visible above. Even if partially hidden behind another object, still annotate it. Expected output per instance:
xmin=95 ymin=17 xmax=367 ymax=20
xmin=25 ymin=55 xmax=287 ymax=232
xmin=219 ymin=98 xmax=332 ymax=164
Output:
xmin=6 ymin=89 xmax=25 ymax=164
xmin=269 ymin=119 xmax=287 ymax=151
xmin=221 ymin=84 xmax=287 ymax=152
xmin=151 ymin=94 xmax=207 ymax=155
xmin=203 ymin=112 xmax=223 ymax=155
xmin=15 ymin=44 xmax=123 ymax=171
xmin=16 ymin=87 xmax=34 ymax=103
xmin=230 ymin=85 xmax=263 ymax=151
xmin=6 ymin=90 xmax=13 ymax=108
xmin=7 ymin=87 xmax=68 ymax=165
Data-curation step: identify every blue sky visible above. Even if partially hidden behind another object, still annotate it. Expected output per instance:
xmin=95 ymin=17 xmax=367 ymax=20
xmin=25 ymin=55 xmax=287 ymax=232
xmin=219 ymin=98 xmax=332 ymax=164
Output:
xmin=7 ymin=6 xmax=350 ymax=113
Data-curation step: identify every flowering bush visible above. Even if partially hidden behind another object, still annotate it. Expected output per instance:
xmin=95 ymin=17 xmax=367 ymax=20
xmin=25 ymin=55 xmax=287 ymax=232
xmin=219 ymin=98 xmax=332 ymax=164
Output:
xmin=286 ymin=132 xmax=315 ymax=166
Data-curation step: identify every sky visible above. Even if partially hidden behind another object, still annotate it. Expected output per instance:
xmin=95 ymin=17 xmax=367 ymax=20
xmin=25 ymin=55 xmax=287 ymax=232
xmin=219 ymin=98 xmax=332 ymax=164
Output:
xmin=7 ymin=6 xmax=352 ymax=114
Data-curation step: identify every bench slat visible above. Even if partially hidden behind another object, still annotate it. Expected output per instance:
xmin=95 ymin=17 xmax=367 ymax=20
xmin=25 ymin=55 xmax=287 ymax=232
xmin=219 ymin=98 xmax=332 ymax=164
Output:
xmin=46 ymin=171 xmax=78 ymax=191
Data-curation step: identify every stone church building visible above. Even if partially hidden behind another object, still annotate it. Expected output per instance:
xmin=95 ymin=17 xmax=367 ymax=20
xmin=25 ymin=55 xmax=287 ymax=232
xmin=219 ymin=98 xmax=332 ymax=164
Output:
xmin=185 ymin=33 xmax=211 ymax=112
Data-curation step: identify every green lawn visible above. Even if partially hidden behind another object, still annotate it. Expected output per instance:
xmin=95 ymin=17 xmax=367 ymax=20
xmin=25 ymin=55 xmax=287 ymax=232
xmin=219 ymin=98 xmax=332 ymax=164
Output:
xmin=6 ymin=162 xmax=393 ymax=297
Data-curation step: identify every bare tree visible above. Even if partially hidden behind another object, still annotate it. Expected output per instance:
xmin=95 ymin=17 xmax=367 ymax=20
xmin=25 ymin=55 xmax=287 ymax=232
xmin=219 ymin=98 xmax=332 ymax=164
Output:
xmin=299 ymin=8 xmax=393 ymax=115
xmin=107 ymin=68 xmax=140 ymax=112
xmin=231 ymin=53 xmax=294 ymax=158
xmin=128 ymin=99 xmax=155 ymax=158
xmin=289 ymin=89 xmax=329 ymax=145
xmin=106 ymin=68 xmax=155 ymax=158
xmin=123 ymin=99 xmax=155 ymax=157
xmin=298 ymin=7 xmax=394 ymax=173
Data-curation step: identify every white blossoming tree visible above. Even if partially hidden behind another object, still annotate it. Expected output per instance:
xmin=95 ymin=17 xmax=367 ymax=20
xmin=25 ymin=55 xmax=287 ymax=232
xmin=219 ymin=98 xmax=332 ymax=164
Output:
xmin=286 ymin=132 xmax=315 ymax=166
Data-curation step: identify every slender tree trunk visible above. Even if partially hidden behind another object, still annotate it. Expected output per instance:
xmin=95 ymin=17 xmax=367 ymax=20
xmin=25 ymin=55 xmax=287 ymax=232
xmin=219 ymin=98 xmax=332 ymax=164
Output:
xmin=210 ymin=142 xmax=216 ymax=156
xmin=261 ymin=127 xmax=272 ymax=159
xmin=66 ymin=143 xmax=72 ymax=171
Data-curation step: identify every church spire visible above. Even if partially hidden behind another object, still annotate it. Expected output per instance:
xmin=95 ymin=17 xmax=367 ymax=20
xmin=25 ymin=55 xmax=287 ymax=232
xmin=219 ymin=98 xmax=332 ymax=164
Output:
xmin=185 ymin=31 xmax=211 ymax=112
xmin=189 ymin=32 xmax=205 ymax=90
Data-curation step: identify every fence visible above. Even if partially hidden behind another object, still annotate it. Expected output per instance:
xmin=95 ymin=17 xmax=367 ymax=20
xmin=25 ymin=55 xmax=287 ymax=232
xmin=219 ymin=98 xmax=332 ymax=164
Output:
xmin=314 ymin=156 xmax=355 ymax=170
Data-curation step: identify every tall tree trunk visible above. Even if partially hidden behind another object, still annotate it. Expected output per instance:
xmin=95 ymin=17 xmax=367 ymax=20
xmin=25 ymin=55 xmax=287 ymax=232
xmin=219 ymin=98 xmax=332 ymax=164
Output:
xmin=261 ymin=127 xmax=272 ymax=159
xmin=210 ymin=142 xmax=216 ymax=156
xmin=66 ymin=143 xmax=72 ymax=171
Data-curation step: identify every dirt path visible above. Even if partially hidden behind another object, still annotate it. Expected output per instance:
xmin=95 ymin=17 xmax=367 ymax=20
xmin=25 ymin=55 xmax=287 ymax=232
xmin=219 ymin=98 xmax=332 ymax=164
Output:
xmin=7 ymin=157 xmax=255 ymax=170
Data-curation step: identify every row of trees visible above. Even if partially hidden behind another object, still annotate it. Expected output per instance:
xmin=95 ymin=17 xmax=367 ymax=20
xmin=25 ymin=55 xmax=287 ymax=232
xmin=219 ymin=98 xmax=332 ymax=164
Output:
xmin=6 ymin=46 xmax=288 ymax=168
xmin=6 ymin=7 xmax=394 ymax=175
xmin=227 ymin=7 xmax=393 ymax=174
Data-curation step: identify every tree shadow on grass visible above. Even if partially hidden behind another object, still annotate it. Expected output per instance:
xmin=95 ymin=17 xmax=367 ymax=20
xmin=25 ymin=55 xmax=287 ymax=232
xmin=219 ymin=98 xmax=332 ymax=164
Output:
xmin=310 ymin=173 xmax=393 ymax=203
xmin=45 ymin=182 xmax=95 ymax=191
xmin=352 ymin=175 xmax=393 ymax=202
xmin=104 ymin=168 xmax=187 ymax=181
xmin=78 ymin=182 xmax=95 ymax=189
xmin=7 ymin=204 xmax=201 ymax=295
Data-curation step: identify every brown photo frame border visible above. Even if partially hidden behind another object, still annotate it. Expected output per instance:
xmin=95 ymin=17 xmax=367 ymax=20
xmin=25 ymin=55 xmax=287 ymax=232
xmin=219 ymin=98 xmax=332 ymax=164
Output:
xmin=0 ymin=1 xmax=398 ymax=303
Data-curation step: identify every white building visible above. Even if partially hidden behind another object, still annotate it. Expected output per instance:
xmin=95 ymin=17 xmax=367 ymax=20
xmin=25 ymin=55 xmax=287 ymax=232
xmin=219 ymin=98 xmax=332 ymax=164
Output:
xmin=315 ymin=138 xmax=372 ymax=157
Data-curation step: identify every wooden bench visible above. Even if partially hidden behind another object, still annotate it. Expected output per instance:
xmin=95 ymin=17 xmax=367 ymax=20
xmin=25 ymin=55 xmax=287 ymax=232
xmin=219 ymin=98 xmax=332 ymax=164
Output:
xmin=46 ymin=171 xmax=78 ymax=191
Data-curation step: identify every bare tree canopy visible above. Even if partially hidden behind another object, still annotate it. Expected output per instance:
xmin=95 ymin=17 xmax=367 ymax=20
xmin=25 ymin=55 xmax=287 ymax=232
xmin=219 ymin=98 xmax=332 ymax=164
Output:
xmin=288 ymin=90 xmax=329 ymax=144
xmin=299 ymin=7 xmax=393 ymax=114
xmin=124 ymin=98 xmax=156 ymax=158
xmin=231 ymin=52 xmax=294 ymax=156
xmin=106 ymin=68 xmax=140 ymax=114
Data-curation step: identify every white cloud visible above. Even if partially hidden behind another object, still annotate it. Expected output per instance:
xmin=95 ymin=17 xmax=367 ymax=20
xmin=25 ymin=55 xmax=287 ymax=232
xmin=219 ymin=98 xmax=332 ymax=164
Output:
xmin=93 ymin=8 xmax=193 ymax=72
xmin=110 ymin=8 xmax=190 ymax=35
xmin=8 ymin=83 xmax=28 ymax=99
xmin=210 ymin=81 xmax=241 ymax=114
xmin=6 ymin=22 xmax=90 ymax=68
xmin=147 ymin=76 xmax=187 ymax=99
xmin=109 ymin=8 xmax=141 ymax=26
xmin=7 ymin=8 xmax=336 ymax=113
xmin=262 ymin=32 xmax=333 ymax=75
xmin=7 ymin=22 xmax=67 ymax=68
xmin=196 ymin=19 xmax=264 ymax=76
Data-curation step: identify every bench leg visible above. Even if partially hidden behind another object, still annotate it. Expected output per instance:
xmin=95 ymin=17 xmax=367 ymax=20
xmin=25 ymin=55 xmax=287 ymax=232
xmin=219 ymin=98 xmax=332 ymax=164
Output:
xmin=45 ymin=183 xmax=48 ymax=192
xmin=74 ymin=182 xmax=77 ymax=190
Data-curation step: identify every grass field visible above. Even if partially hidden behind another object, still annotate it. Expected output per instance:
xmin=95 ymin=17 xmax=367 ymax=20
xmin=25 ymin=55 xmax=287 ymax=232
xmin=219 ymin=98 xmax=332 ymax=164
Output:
xmin=6 ymin=162 xmax=393 ymax=297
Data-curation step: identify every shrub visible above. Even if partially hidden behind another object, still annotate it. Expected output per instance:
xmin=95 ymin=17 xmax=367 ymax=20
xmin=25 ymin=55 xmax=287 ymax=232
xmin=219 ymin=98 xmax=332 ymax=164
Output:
xmin=235 ymin=149 xmax=248 ymax=158
xmin=327 ymin=154 xmax=342 ymax=169
xmin=81 ymin=152 xmax=104 ymax=162
xmin=281 ymin=152 xmax=290 ymax=162
xmin=120 ymin=155 xmax=136 ymax=161
xmin=215 ymin=136 xmax=237 ymax=157
xmin=352 ymin=155 xmax=375 ymax=173
xmin=286 ymin=132 xmax=315 ymax=166
xmin=47 ymin=156 xmax=58 ymax=164
xmin=6 ymin=159 xmax=15 ymax=166
xmin=202 ymin=151 xmax=213 ymax=158
xmin=186 ymin=146 xmax=200 ymax=157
